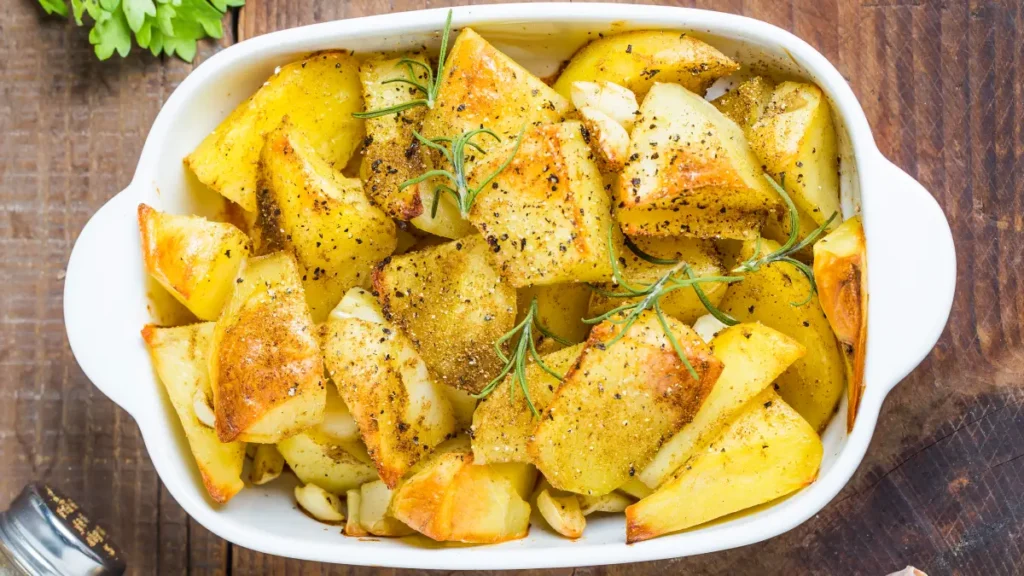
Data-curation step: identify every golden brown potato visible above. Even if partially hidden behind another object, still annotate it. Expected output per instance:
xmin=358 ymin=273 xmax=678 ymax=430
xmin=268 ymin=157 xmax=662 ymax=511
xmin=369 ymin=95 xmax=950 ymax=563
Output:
xmin=257 ymin=120 xmax=397 ymax=321
xmin=516 ymin=284 xmax=592 ymax=354
xmin=359 ymin=479 xmax=415 ymax=536
xmin=470 ymin=344 xmax=584 ymax=465
xmin=712 ymin=76 xmax=775 ymax=136
xmin=276 ymin=430 xmax=378 ymax=494
xmin=373 ymin=235 xmax=517 ymax=393
xmin=390 ymin=452 xmax=531 ymax=543
xmin=616 ymin=83 xmax=778 ymax=239
xmin=719 ymin=239 xmax=846 ymax=431
xmin=250 ymin=444 xmax=285 ymax=485
xmin=294 ymin=483 xmax=346 ymax=523
xmin=142 ymin=323 xmax=245 ymax=503
xmin=813 ymin=216 xmax=867 ymax=431
xmin=211 ymin=252 xmax=325 ymax=443
xmin=529 ymin=311 xmax=723 ymax=495
xmin=639 ymin=323 xmax=806 ymax=488
xmin=536 ymin=488 xmax=585 ymax=539
xmin=468 ymin=122 xmax=617 ymax=287
xmin=358 ymin=52 xmax=429 ymax=220
xmin=489 ymin=462 xmax=539 ymax=502
xmin=747 ymin=82 xmax=841 ymax=231
xmin=587 ymin=235 xmax=728 ymax=325
xmin=138 ymin=204 xmax=250 ymax=321
xmin=553 ymin=31 xmax=739 ymax=100
xmin=186 ymin=51 xmax=364 ymax=212
xmin=422 ymin=28 xmax=569 ymax=143
xmin=626 ymin=390 xmax=822 ymax=542
xmin=321 ymin=288 xmax=456 ymax=487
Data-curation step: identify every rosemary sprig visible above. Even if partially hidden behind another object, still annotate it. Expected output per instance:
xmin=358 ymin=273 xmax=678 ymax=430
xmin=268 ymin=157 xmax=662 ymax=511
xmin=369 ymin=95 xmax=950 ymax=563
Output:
xmin=352 ymin=10 xmax=454 ymax=119
xmin=732 ymin=174 xmax=839 ymax=305
xmin=399 ymin=126 xmax=526 ymax=218
xmin=472 ymin=298 xmax=571 ymax=417
xmin=585 ymin=229 xmax=744 ymax=379
xmin=621 ymin=237 xmax=739 ymax=326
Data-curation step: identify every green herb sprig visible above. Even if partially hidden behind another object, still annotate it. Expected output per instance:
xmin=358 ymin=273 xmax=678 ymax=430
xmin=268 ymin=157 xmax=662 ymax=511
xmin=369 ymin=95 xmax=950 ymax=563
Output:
xmin=353 ymin=10 xmax=454 ymax=119
xmin=586 ymin=229 xmax=744 ymax=380
xmin=472 ymin=298 xmax=571 ymax=417
xmin=733 ymin=174 xmax=838 ymax=305
xmin=400 ymin=126 xmax=526 ymax=218
xmin=36 ymin=0 xmax=243 ymax=62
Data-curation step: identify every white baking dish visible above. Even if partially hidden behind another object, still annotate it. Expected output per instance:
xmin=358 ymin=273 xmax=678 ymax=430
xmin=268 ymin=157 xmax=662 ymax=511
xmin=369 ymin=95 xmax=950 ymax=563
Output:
xmin=63 ymin=3 xmax=956 ymax=569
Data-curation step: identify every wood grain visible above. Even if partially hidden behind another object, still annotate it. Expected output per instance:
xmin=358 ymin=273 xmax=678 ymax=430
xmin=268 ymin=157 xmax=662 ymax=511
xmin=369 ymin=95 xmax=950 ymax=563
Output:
xmin=0 ymin=0 xmax=1021 ymax=574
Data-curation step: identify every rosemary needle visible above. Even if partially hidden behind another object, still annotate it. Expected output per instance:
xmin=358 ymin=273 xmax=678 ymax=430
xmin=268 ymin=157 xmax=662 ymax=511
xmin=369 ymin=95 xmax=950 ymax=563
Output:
xmin=473 ymin=298 xmax=571 ymax=418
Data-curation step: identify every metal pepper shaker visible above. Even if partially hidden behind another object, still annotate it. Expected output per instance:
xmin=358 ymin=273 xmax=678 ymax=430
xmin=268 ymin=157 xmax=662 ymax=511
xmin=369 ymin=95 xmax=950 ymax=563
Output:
xmin=0 ymin=484 xmax=125 ymax=576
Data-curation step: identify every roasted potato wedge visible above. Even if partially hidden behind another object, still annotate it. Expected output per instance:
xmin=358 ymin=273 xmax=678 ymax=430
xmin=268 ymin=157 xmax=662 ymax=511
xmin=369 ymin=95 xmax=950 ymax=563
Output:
xmin=186 ymin=51 xmax=364 ymax=212
xmin=257 ymin=120 xmax=396 ymax=321
xmin=748 ymin=82 xmax=841 ymax=232
xmin=712 ymin=76 xmax=775 ymax=136
xmin=359 ymin=480 xmax=415 ymax=536
xmin=640 ymin=323 xmax=806 ymax=488
xmin=517 ymin=283 xmax=592 ymax=354
xmin=626 ymin=390 xmax=822 ymax=542
xmin=813 ymin=216 xmax=868 ymax=431
xmin=470 ymin=344 xmax=584 ymax=465
xmin=373 ymin=235 xmax=517 ymax=393
xmin=250 ymin=444 xmax=285 ymax=485
xmin=277 ymin=429 xmax=378 ymax=494
xmin=719 ymin=239 xmax=846 ymax=431
xmin=295 ymin=483 xmax=346 ymax=523
xmin=211 ymin=252 xmax=325 ymax=443
xmin=553 ymin=31 xmax=739 ymax=100
xmin=390 ymin=452 xmax=531 ymax=543
xmin=616 ymin=83 xmax=778 ymax=239
xmin=142 ymin=323 xmax=245 ymax=503
xmin=468 ymin=122 xmax=617 ymax=287
xmin=321 ymin=288 xmax=456 ymax=486
xmin=588 ymin=235 xmax=729 ymax=325
xmin=138 ymin=204 xmax=250 ymax=321
xmin=529 ymin=311 xmax=723 ymax=495
xmin=358 ymin=52 xmax=429 ymax=220
xmin=536 ymin=488 xmax=585 ymax=539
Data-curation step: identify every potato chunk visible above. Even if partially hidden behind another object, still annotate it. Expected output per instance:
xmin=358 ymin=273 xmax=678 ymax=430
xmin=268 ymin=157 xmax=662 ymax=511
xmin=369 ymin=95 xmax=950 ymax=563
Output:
xmin=639 ymin=323 xmax=806 ymax=488
xmin=211 ymin=252 xmax=325 ymax=443
xmin=626 ymin=390 xmax=822 ymax=542
xmin=617 ymin=83 xmax=778 ymax=239
xmin=138 ymin=204 xmax=250 ymax=321
xmin=748 ymin=82 xmax=841 ymax=231
xmin=470 ymin=344 xmax=584 ymax=465
xmin=321 ymin=288 xmax=456 ymax=486
xmin=719 ymin=239 xmax=846 ymax=431
xmin=186 ymin=51 xmax=364 ymax=212
xmin=588 ymin=235 xmax=728 ymax=325
xmin=528 ymin=311 xmax=723 ymax=495
xmin=468 ymin=122 xmax=616 ymax=286
xmin=358 ymin=53 xmax=429 ymax=220
xmin=553 ymin=31 xmax=739 ymax=100
xmin=516 ymin=283 xmax=592 ymax=353
xmin=713 ymin=76 xmax=775 ymax=135
xmin=257 ymin=120 xmax=396 ymax=321
xmin=373 ymin=236 xmax=517 ymax=393
xmin=142 ymin=323 xmax=245 ymax=503
xmin=423 ymin=28 xmax=569 ymax=143
xmin=813 ymin=216 xmax=868 ymax=431
xmin=276 ymin=430 xmax=378 ymax=494
xmin=390 ymin=452 xmax=531 ymax=543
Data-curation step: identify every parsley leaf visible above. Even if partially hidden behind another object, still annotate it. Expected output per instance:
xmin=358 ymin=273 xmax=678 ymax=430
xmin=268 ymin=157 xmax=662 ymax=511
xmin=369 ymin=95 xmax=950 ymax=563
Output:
xmin=35 ymin=0 xmax=243 ymax=62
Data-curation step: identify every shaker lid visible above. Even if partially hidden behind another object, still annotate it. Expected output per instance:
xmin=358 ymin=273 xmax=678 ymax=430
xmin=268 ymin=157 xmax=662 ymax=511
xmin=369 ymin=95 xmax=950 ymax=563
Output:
xmin=0 ymin=484 xmax=126 ymax=576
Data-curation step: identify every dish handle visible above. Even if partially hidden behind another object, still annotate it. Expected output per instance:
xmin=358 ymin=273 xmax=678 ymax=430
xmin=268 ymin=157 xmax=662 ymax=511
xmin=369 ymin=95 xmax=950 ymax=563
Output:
xmin=862 ymin=154 xmax=956 ymax=396
xmin=64 ymin=185 xmax=149 ymax=419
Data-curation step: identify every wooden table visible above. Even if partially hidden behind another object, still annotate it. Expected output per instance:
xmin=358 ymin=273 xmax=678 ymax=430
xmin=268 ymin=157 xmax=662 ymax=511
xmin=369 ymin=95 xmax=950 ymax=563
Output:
xmin=2 ymin=0 xmax=1021 ymax=573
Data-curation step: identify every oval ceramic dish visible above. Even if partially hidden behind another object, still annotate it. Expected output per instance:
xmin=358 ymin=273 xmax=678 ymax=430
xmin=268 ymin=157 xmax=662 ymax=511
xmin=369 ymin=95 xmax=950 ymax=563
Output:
xmin=63 ymin=4 xmax=956 ymax=569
